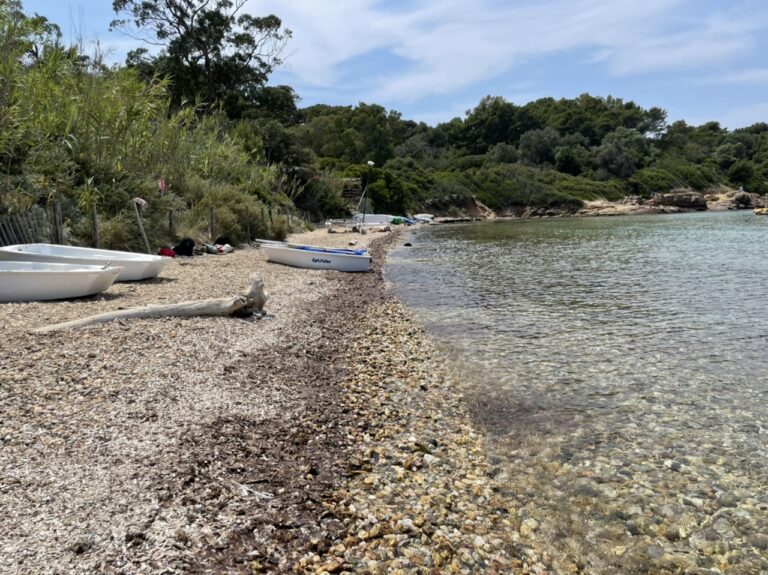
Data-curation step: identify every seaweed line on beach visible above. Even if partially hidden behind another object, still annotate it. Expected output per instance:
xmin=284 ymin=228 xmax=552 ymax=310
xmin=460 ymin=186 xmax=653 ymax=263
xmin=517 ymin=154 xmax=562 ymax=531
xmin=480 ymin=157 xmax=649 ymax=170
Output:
xmin=1 ymin=228 xmax=553 ymax=575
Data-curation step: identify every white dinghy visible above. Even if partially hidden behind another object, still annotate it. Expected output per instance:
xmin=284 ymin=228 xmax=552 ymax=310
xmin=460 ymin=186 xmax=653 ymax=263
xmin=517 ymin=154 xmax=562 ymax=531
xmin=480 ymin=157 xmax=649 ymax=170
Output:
xmin=254 ymin=238 xmax=369 ymax=254
xmin=0 ymin=261 xmax=123 ymax=302
xmin=260 ymin=243 xmax=371 ymax=272
xmin=0 ymin=243 xmax=171 ymax=281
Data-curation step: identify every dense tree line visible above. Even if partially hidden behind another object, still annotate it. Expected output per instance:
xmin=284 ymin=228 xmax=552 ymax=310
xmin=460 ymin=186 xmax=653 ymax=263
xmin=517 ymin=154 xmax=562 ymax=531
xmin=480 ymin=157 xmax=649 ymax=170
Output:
xmin=294 ymin=94 xmax=767 ymax=215
xmin=2 ymin=0 xmax=766 ymax=250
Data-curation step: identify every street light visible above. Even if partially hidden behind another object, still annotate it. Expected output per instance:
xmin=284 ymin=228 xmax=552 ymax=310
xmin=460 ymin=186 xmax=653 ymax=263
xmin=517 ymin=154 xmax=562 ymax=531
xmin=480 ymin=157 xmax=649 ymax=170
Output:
xmin=361 ymin=160 xmax=374 ymax=233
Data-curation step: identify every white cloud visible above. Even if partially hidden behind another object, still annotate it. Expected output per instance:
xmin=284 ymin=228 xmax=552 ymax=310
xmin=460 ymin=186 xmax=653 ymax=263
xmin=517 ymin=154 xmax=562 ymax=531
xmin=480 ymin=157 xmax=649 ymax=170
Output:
xmin=603 ymin=12 xmax=761 ymax=76
xmin=246 ymin=0 xmax=768 ymax=109
xmin=245 ymin=0 xmax=410 ymax=85
xmin=719 ymin=101 xmax=768 ymax=129
xmin=695 ymin=68 xmax=768 ymax=86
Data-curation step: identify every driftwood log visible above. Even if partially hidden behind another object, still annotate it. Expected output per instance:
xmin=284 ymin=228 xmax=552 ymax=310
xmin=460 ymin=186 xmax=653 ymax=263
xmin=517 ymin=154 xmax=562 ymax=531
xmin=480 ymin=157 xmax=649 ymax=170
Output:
xmin=34 ymin=273 xmax=268 ymax=334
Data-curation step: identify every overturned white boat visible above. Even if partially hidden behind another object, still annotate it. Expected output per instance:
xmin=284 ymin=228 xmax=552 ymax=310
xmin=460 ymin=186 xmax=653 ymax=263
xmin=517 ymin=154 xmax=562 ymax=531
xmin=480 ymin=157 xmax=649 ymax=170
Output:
xmin=352 ymin=213 xmax=394 ymax=225
xmin=0 ymin=243 xmax=171 ymax=281
xmin=325 ymin=218 xmax=385 ymax=232
xmin=260 ymin=243 xmax=371 ymax=272
xmin=0 ymin=261 xmax=122 ymax=302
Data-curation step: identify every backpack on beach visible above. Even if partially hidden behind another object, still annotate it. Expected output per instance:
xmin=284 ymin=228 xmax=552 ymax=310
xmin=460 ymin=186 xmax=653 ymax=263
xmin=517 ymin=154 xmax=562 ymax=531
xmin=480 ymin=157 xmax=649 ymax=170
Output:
xmin=173 ymin=238 xmax=195 ymax=256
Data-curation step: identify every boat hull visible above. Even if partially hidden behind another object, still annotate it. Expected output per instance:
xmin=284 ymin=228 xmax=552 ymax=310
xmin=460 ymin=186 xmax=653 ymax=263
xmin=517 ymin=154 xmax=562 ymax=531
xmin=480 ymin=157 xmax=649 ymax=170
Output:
xmin=0 ymin=244 xmax=170 ymax=281
xmin=0 ymin=262 xmax=122 ymax=301
xmin=261 ymin=244 xmax=371 ymax=272
xmin=255 ymin=239 xmax=368 ymax=255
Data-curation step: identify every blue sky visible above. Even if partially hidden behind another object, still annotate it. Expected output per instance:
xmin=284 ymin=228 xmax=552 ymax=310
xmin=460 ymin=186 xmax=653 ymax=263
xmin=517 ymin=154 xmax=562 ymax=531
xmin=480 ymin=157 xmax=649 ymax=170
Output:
xmin=21 ymin=0 xmax=768 ymax=129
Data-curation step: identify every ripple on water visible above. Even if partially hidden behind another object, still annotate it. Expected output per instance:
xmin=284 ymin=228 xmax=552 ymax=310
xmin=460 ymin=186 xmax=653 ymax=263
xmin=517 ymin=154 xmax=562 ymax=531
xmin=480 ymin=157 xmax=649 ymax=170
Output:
xmin=387 ymin=212 xmax=768 ymax=573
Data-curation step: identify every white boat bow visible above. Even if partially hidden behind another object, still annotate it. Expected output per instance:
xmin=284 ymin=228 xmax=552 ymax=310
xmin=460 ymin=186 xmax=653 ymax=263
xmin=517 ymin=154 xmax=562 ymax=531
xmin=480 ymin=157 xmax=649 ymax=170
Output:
xmin=0 ymin=261 xmax=123 ymax=301
xmin=0 ymin=243 xmax=171 ymax=281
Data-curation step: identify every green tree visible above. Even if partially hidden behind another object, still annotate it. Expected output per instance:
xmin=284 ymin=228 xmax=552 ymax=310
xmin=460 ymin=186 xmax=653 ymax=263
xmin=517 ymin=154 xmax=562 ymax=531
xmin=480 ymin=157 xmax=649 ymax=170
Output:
xmin=727 ymin=160 xmax=755 ymax=188
xmin=554 ymin=133 xmax=590 ymax=176
xmin=461 ymin=95 xmax=517 ymax=153
xmin=368 ymin=170 xmax=413 ymax=215
xmin=519 ymin=127 xmax=561 ymax=166
xmin=243 ymin=84 xmax=298 ymax=124
xmin=0 ymin=0 xmax=31 ymax=177
xmin=430 ymin=116 xmax=464 ymax=149
xmin=256 ymin=119 xmax=309 ymax=166
xmin=394 ymin=132 xmax=437 ymax=161
xmin=296 ymin=102 xmax=393 ymax=165
xmin=350 ymin=103 xmax=394 ymax=165
xmin=593 ymin=127 xmax=647 ymax=180
xmin=713 ymin=142 xmax=746 ymax=172
xmin=112 ymin=0 xmax=291 ymax=114
xmin=486 ymin=142 xmax=518 ymax=164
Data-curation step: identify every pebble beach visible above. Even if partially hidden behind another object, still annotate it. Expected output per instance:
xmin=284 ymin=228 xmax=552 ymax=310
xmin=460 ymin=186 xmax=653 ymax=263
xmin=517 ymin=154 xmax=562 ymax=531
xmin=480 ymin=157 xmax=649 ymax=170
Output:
xmin=7 ymin=222 xmax=763 ymax=574
xmin=0 ymin=229 xmax=540 ymax=574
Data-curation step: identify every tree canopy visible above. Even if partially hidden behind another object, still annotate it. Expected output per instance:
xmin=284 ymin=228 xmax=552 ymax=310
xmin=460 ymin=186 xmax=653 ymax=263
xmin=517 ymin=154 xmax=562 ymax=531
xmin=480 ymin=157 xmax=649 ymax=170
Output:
xmin=111 ymin=0 xmax=291 ymax=114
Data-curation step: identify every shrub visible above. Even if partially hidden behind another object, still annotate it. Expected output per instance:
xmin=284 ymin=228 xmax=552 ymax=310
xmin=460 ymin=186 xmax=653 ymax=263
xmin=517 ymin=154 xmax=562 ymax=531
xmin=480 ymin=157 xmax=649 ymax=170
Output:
xmin=188 ymin=184 xmax=265 ymax=244
xmin=98 ymin=214 xmax=136 ymax=251
xmin=656 ymin=159 xmax=719 ymax=190
xmin=727 ymin=160 xmax=755 ymax=187
xmin=628 ymin=168 xmax=680 ymax=197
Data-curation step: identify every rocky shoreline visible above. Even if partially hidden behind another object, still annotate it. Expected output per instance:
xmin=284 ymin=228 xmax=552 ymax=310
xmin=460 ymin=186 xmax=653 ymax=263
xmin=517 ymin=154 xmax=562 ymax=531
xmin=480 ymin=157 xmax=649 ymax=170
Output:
xmin=431 ymin=186 xmax=767 ymax=223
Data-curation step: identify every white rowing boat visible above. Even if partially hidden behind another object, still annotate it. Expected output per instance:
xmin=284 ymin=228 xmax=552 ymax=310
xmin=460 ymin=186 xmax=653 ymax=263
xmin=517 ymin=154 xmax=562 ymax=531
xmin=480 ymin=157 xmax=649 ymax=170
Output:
xmin=325 ymin=218 xmax=384 ymax=231
xmin=261 ymin=243 xmax=371 ymax=272
xmin=0 ymin=261 xmax=122 ymax=302
xmin=0 ymin=243 xmax=171 ymax=281
xmin=254 ymin=238 xmax=369 ymax=254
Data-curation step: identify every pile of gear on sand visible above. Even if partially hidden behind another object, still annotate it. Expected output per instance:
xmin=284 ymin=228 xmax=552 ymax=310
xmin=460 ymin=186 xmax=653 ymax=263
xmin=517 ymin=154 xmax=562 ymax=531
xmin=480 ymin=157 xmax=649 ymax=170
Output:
xmin=157 ymin=237 xmax=235 ymax=258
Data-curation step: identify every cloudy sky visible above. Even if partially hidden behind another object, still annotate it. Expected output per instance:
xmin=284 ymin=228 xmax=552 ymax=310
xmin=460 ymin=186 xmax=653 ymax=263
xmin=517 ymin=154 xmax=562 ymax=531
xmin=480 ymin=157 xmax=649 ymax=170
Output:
xmin=22 ymin=0 xmax=768 ymax=128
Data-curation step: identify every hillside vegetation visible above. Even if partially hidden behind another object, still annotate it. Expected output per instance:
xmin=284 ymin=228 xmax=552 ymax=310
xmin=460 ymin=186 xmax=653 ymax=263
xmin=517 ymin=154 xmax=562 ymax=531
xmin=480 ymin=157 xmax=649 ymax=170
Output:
xmin=2 ymin=1 xmax=767 ymax=249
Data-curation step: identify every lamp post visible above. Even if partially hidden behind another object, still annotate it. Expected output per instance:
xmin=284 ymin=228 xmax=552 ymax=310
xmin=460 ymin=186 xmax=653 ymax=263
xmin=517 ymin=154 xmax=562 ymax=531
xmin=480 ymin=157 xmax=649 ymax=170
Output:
xmin=362 ymin=160 xmax=374 ymax=233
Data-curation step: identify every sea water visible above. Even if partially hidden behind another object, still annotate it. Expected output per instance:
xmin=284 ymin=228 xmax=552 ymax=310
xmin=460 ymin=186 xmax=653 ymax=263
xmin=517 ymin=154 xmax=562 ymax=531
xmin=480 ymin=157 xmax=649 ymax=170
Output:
xmin=386 ymin=211 xmax=768 ymax=573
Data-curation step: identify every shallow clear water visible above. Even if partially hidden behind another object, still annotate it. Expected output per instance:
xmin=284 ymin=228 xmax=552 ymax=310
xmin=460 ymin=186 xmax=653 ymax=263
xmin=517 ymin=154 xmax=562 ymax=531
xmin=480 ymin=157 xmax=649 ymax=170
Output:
xmin=387 ymin=211 xmax=768 ymax=573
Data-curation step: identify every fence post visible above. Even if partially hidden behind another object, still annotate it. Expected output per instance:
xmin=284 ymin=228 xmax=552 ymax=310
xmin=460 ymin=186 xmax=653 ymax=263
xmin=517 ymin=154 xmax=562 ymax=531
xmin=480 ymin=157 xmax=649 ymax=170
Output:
xmin=9 ymin=215 xmax=23 ymax=243
xmin=53 ymin=201 xmax=63 ymax=244
xmin=132 ymin=199 xmax=151 ymax=254
xmin=0 ymin=217 xmax=12 ymax=245
xmin=15 ymin=214 xmax=28 ymax=243
xmin=32 ymin=209 xmax=44 ymax=242
xmin=92 ymin=205 xmax=100 ymax=248
xmin=16 ymin=214 xmax=32 ymax=243
xmin=168 ymin=208 xmax=175 ymax=238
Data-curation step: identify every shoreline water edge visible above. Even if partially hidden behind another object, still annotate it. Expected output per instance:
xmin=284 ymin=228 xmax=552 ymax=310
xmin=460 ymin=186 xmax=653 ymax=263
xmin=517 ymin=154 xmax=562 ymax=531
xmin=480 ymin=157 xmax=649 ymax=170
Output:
xmin=0 ymin=228 xmax=548 ymax=574
xmin=429 ymin=186 xmax=766 ymax=223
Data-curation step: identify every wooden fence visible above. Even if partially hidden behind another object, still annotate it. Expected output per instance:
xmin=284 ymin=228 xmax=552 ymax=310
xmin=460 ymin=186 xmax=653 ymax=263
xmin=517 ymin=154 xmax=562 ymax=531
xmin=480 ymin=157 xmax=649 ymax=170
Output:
xmin=0 ymin=204 xmax=63 ymax=247
xmin=0 ymin=202 xmax=311 ymax=249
